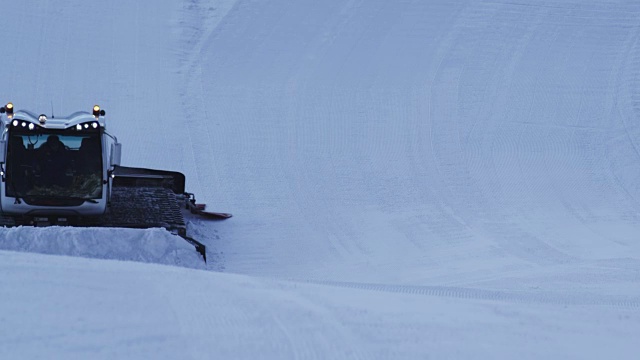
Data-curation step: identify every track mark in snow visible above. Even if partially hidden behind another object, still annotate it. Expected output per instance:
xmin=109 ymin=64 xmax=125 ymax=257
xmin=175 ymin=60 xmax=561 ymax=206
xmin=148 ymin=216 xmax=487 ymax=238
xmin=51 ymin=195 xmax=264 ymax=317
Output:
xmin=298 ymin=279 xmax=640 ymax=308
xmin=161 ymin=274 xmax=370 ymax=360
xmin=176 ymin=0 xmax=239 ymax=200
xmin=425 ymin=2 xmax=581 ymax=266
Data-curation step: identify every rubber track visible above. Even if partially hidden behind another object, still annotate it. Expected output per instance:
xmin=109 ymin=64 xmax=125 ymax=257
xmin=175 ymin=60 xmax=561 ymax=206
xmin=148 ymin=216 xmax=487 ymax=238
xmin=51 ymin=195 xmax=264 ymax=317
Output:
xmin=0 ymin=214 xmax=15 ymax=227
xmin=0 ymin=186 xmax=186 ymax=233
xmin=100 ymin=186 xmax=187 ymax=235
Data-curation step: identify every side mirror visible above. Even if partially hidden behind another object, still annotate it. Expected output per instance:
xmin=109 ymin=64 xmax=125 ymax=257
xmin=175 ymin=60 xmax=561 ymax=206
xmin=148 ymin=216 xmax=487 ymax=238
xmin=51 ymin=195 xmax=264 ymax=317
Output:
xmin=110 ymin=143 xmax=121 ymax=166
xmin=0 ymin=140 xmax=6 ymax=162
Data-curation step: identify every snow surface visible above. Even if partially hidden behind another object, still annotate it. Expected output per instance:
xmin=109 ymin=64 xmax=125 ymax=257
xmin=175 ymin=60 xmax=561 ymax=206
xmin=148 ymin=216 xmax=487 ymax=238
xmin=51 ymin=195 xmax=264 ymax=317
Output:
xmin=2 ymin=0 xmax=640 ymax=358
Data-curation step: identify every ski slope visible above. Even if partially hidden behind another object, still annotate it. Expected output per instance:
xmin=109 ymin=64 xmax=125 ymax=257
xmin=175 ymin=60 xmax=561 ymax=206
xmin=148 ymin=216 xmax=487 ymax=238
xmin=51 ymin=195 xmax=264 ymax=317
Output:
xmin=2 ymin=0 xmax=640 ymax=358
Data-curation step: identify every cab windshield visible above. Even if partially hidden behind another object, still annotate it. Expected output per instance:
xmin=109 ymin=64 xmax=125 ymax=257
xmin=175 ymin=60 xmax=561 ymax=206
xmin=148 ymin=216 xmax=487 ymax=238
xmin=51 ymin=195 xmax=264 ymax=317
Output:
xmin=5 ymin=128 xmax=103 ymax=202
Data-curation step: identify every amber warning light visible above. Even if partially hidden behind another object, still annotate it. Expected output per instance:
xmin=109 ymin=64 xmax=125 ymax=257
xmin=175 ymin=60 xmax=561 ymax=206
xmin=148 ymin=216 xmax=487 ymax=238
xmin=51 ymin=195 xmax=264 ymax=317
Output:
xmin=93 ymin=105 xmax=106 ymax=118
xmin=0 ymin=102 xmax=14 ymax=118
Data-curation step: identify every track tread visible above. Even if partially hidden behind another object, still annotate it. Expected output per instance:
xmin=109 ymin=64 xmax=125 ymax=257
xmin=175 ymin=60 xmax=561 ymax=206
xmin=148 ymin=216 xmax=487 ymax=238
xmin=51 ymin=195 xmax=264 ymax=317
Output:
xmin=101 ymin=186 xmax=187 ymax=234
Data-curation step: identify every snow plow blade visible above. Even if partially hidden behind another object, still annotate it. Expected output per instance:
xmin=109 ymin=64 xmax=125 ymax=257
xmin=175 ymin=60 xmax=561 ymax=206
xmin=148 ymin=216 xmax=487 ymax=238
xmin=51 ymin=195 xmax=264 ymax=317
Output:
xmin=185 ymin=193 xmax=233 ymax=219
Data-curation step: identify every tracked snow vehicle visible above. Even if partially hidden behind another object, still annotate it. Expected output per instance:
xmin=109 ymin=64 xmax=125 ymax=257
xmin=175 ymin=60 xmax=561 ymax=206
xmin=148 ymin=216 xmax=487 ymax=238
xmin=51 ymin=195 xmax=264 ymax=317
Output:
xmin=0 ymin=102 xmax=230 ymax=261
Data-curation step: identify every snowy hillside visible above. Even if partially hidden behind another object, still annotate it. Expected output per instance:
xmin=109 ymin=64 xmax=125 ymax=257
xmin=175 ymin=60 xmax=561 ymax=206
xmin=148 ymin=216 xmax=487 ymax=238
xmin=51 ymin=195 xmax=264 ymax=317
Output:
xmin=1 ymin=0 xmax=640 ymax=359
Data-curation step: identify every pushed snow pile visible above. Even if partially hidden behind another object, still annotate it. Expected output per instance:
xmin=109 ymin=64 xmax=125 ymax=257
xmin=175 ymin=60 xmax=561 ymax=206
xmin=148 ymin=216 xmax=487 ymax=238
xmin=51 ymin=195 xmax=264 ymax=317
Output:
xmin=0 ymin=226 xmax=205 ymax=269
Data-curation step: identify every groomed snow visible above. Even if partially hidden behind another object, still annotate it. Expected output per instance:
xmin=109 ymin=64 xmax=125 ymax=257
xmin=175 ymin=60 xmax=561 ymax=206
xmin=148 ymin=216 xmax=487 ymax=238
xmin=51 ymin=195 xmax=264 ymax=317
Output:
xmin=2 ymin=0 xmax=640 ymax=358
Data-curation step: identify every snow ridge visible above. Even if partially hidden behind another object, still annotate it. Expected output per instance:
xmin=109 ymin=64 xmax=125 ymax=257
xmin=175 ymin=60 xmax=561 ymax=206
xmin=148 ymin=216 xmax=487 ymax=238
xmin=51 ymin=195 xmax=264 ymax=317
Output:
xmin=0 ymin=227 xmax=205 ymax=269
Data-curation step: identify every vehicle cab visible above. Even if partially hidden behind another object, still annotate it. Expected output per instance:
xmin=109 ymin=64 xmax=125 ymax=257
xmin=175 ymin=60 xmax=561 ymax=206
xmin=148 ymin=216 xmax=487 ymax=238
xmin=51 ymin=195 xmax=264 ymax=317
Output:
xmin=0 ymin=103 xmax=121 ymax=221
